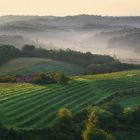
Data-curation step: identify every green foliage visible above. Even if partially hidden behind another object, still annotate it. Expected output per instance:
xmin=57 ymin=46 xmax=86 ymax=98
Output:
xmin=123 ymin=107 xmax=134 ymax=125
xmin=1 ymin=44 xmax=139 ymax=75
xmin=88 ymin=107 xmax=113 ymax=130
xmin=50 ymin=72 xmax=69 ymax=84
xmin=55 ymin=108 xmax=73 ymax=131
xmin=87 ymin=61 xmax=140 ymax=74
xmin=0 ymin=57 xmax=86 ymax=76
xmin=22 ymin=44 xmax=36 ymax=57
xmin=83 ymin=125 xmax=115 ymax=140
xmin=0 ymin=70 xmax=140 ymax=128
xmin=133 ymin=105 xmax=140 ymax=124
xmin=32 ymin=73 xmax=52 ymax=84
xmin=32 ymin=72 xmax=69 ymax=84
xmin=123 ymin=107 xmax=134 ymax=116
xmin=53 ymin=108 xmax=79 ymax=140
xmin=0 ymin=44 xmax=114 ymax=69
xmin=83 ymin=107 xmax=115 ymax=140
xmin=112 ymin=105 xmax=140 ymax=130
xmin=1 ymin=105 xmax=140 ymax=140
xmin=21 ymin=46 xmax=114 ymax=67
xmin=57 ymin=108 xmax=72 ymax=119
xmin=0 ymin=44 xmax=21 ymax=65
xmin=105 ymin=103 xmax=123 ymax=118
xmin=119 ymin=96 xmax=140 ymax=108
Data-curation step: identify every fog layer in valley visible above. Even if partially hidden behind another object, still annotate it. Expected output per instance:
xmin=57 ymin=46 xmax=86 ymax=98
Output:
xmin=0 ymin=15 xmax=140 ymax=62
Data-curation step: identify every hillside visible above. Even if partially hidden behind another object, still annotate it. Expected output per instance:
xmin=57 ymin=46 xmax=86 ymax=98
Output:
xmin=75 ymin=69 xmax=140 ymax=80
xmin=0 ymin=57 xmax=86 ymax=76
xmin=0 ymin=70 xmax=140 ymax=129
xmin=0 ymin=15 xmax=140 ymax=59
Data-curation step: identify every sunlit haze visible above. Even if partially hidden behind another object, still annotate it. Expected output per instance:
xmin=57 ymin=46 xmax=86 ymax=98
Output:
xmin=0 ymin=0 xmax=140 ymax=16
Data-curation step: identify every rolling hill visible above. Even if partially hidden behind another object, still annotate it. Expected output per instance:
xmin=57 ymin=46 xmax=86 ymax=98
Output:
xmin=0 ymin=57 xmax=86 ymax=76
xmin=0 ymin=70 xmax=140 ymax=129
xmin=0 ymin=15 xmax=140 ymax=59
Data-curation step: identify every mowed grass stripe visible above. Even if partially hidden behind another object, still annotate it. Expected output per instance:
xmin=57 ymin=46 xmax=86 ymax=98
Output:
xmin=5 ymin=83 xmax=86 ymax=116
xmin=0 ymin=85 xmax=41 ymax=100
xmin=0 ymin=87 xmax=48 ymax=106
xmin=1 ymin=83 xmax=79 ymax=106
xmin=35 ymin=87 xmax=101 ymax=128
xmin=3 ymin=88 xmax=57 ymax=113
xmin=9 ymin=83 xmax=88 ymax=121
xmin=16 ymin=85 xmax=91 ymax=127
xmin=22 ymin=88 xmax=93 ymax=128
xmin=36 ymin=89 xmax=95 ymax=128
xmin=0 ymin=85 xmax=44 ymax=102
xmin=72 ymin=92 xmax=111 ymax=113
xmin=14 ymin=84 xmax=89 ymax=124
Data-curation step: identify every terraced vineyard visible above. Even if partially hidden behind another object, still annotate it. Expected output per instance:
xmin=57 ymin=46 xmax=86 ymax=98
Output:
xmin=0 ymin=57 xmax=86 ymax=76
xmin=0 ymin=70 xmax=140 ymax=129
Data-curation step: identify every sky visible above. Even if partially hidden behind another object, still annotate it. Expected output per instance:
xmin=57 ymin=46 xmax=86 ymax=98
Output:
xmin=0 ymin=0 xmax=140 ymax=16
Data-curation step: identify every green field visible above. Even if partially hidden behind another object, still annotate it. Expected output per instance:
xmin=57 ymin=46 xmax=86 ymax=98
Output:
xmin=119 ymin=95 xmax=140 ymax=108
xmin=0 ymin=57 xmax=86 ymax=76
xmin=75 ymin=70 xmax=140 ymax=80
xmin=0 ymin=70 xmax=140 ymax=129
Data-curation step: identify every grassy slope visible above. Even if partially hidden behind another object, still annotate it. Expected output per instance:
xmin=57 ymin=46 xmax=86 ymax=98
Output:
xmin=0 ymin=70 xmax=140 ymax=129
xmin=0 ymin=57 xmax=86 ymax=76
xmin=75 ymin=70 xmax=140 ymax=80
xmin=119 ymin=95 xmax=140 ymax=108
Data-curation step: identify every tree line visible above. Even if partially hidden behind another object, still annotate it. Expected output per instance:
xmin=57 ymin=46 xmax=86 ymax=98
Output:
xmin=87 ymin=61 xmax=140 ymax=74
xmin=0 ymin=44 xmax=140 ymax=74
xmin=0 ymin=44 xmax=21 ymax=65
xmin=21 ymin=45 xmax=114 ymax=67
xmin=0 ymin=44 xmax=114 ymax=67
xmin=0 ymin=72 xmax=69 ymax=84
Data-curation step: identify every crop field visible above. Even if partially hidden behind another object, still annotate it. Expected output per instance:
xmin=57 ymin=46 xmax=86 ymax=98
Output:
xmin=0 ymin=70 xmax=140 ymax=129
xmin=0 ymin=57 xmax=86 ymax=76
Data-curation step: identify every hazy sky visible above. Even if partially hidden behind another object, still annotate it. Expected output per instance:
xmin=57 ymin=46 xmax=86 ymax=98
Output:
xmin=0 ymin=0 xmax=140 ymax=16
